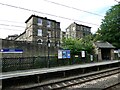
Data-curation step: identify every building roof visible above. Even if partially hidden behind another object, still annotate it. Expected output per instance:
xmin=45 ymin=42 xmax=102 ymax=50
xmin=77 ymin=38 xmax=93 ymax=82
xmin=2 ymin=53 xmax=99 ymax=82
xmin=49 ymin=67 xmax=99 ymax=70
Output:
xmin=14 ymin=31 xmax=26 ymax=40
xmin=74 ymin=22 xmax=91 ymax=28
xmin=6 ymin=34 xmax=18 ymax=40
xmin=66 ymin=22 xmax=91 ymax=30
xmin=25 ymin=15 xmax=60 ymax=23
xmin=94 ymin=41 xmax=115 ymax=49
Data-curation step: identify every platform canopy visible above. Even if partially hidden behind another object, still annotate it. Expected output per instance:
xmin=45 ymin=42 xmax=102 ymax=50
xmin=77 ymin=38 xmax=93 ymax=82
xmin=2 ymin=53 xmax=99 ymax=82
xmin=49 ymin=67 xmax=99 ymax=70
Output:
xmin=94 ymin=41 xmax=115 ymax=49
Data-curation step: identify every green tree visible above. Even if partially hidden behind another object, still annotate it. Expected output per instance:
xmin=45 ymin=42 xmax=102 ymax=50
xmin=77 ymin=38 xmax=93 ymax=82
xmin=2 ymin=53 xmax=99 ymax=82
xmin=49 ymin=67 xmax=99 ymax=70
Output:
xmin=62 ymin=35 xmax=94 ymax=54
xmin=62 ymin=38 xmax=82 ymax=54
xmin=81 ymin=35 xmax=94 ymax=53
xmin=96 ymin=4 xmax=120 ymax=48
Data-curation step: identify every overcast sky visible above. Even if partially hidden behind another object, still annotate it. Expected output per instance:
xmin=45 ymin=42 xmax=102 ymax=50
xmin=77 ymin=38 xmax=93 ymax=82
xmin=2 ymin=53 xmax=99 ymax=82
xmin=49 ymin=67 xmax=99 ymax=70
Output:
xmin=0 ymin=0 xmax=118 ymax=39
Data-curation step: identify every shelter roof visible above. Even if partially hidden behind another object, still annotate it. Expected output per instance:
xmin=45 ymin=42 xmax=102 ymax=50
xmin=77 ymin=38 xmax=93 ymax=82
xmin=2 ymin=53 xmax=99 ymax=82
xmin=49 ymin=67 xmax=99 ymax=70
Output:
xmin=94 ymin=41 xmax=115 ymax=49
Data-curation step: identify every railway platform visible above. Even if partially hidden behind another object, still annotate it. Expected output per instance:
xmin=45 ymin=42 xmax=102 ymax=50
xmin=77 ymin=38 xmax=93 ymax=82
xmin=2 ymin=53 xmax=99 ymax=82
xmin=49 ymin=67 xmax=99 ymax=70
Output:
xmin=1 ymin=60 xmax=120 ymax=79
xmin=1 ymin=60 xmax=120 ymax=89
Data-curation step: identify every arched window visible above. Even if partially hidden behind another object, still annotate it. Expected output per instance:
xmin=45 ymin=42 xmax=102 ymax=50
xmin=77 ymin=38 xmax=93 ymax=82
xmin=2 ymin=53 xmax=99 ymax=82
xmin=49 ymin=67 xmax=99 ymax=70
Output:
xmin=37 ymin=39 xmax=43 ymax=44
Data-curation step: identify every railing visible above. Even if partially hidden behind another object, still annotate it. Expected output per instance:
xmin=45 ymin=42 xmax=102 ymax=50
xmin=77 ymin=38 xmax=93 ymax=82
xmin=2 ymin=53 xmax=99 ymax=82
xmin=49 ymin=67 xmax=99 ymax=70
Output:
xmin=2 ymin=54 xmax=98 ymax=72
xmin=2 ymin=57 xmax=37 ymax=72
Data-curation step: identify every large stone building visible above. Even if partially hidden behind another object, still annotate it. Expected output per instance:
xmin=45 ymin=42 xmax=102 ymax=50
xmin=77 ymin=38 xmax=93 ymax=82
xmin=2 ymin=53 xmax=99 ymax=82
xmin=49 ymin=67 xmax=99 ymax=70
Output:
xmin=16 ymin=15 xmax=61 ymax=46
xmin=66 ymin=22 xmax=91 ymax=39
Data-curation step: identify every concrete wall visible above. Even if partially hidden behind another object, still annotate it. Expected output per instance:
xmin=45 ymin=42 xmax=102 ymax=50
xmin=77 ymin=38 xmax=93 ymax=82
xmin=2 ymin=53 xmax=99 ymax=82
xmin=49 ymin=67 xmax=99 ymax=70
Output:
xmin=1 ymin=39 xmax=58 ymax=58
xmin=98 ymin=49 xmax=102 ymax=61
xmin=111 ymin=49 xmax=114 ymax=60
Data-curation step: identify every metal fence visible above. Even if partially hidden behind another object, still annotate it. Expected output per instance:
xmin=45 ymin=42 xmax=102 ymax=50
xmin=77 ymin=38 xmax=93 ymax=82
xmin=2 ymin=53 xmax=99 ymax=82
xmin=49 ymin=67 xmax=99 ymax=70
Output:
xmin=2 ymin=54 xmax=98 ymax=72
xmin=2 ymin=57 xmax=37 ymax=72
xmin=2 ymin=56 xmax=58 ymax=72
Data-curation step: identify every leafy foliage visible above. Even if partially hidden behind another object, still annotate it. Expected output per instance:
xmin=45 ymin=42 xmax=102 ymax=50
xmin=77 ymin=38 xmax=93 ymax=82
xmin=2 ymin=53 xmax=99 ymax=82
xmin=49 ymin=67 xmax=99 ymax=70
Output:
xmin=62 ymin=35 xmax=94 ymax=54
xmin=95 ymin=4 xmax=120 ymax=48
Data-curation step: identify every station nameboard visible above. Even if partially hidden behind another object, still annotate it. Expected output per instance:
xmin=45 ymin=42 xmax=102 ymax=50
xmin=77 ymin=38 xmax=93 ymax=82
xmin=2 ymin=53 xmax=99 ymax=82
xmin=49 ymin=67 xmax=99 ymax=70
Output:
xmin=0 ymin=49 xmax=23 ymax=53
xmin=58 ymin=50 xmax=70 ymax=59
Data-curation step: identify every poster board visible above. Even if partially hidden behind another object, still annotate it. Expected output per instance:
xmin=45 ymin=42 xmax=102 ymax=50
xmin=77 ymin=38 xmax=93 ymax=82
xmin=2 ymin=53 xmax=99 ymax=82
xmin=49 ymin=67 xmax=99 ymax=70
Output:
xmin=58 ymin=50 xmax=70 ymax=59
xmin=81 ymin=51 xmax=85 ymax=57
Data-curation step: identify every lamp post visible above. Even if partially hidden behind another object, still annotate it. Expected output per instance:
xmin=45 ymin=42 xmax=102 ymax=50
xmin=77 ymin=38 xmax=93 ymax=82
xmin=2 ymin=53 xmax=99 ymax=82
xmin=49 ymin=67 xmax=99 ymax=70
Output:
xmin=57 ymin=41 xmax=61 ymax=66
xmin=57 ymin=41 xmax=60 ymax=47
xmin=47 ymin=33 xmax=50 ymax=68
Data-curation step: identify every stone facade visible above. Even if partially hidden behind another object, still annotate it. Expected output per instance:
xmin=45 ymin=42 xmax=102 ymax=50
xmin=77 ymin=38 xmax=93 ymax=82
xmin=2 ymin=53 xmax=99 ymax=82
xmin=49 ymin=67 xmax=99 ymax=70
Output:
xmin=60 ymin=31 xmax=66 ymax=44
xmin=1 ymin=39 xmax=58 ymax=58
xmin=16 ymin=15 xmax=61 ymax=46
xmin=66 ymin=22 xmax=91 ymax=39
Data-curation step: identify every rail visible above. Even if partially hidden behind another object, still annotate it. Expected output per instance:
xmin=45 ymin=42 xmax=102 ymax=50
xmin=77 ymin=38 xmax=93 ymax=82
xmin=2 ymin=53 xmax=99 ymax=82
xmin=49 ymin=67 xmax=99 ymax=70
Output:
xmin=13 ymin=66 xmax=120 ymax=90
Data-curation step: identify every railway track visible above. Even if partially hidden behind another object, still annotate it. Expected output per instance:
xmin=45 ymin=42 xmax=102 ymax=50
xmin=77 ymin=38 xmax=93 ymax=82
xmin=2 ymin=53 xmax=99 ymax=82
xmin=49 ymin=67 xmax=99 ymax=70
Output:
xmin=16 ymin=66 xmax=120 ymax=90
xmin=103 ymin=83 xmax=120 ymax=90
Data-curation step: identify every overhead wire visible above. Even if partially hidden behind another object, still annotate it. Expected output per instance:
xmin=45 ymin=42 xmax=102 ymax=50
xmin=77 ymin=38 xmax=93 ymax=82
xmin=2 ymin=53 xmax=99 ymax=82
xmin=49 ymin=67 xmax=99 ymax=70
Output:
xmin=0 ymin=28 xmax=24 ymax=31
xmin=0 ymin=19 xmax=24 ymax=24
xmin=43 ymin=0 xmax=104 ymax=17
xmin=0 ymin=23 xmax=25 ymax=28
xmin=0 ymin=2 xmax=100 ymax=26
xmin=0 ymin=23 xmax=25 ymax=32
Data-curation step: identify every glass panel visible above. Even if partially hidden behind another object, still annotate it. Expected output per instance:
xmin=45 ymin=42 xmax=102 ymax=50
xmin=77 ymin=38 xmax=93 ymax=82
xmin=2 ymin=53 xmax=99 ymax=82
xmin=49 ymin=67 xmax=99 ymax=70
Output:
xmin=38 ymin=18 xmax=42 ymax=25
xmin=73 ymin=27 xmax=75 ymax=31
xmin=38 ymin=29 xmax=42 ymax=36
xmin=47 ymin=21 xmax=51 ymax=27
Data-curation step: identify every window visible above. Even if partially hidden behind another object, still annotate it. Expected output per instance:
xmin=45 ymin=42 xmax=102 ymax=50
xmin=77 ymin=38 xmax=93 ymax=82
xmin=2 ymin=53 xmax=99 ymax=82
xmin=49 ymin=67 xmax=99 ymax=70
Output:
xmin=37 ymin=39 xmax=43 ymax=44
xmin=48 ymin=31 xmax=51 ymax=37
xmin=38 ymin=29 xmax=42 ymax=36
xmin=66 ymin=34 xmax=68 ymax=38
xmin=52 ymin=31 xmax=54 ymax=37
xmin=73 ymin=26 xmax=75 ymax=31
xmin=87 ymin=28 xmax=90 ymax=32
xmin=28 ymin=30 xmax=31 ymax=37
xmin=38 ymin=18 xmax=42 ymax=25
xmin=56 ymin=23 xmax=60 ymax=27
xmin=83 ymin=27 xmax=86 ymax=31
xmin=71 ymin=33 xmax=76 ymax=38
xmin=66 ymin=29 xmax=69 ymax=32
xmin=81 ymin=26 xmax=83 ymax=31
xmin=83 ymin=32 xmax=85 ymax=36
xmin=56 ymin=32 xmax=58 ymax=37
xmin=47 ymin=21 xmax=51 ymax=27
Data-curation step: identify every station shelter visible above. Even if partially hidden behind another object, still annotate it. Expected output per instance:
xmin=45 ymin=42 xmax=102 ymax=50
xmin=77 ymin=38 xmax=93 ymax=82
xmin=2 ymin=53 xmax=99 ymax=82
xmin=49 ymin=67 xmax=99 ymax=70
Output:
xmin=94 ymin=41 xmax=115 ymax=61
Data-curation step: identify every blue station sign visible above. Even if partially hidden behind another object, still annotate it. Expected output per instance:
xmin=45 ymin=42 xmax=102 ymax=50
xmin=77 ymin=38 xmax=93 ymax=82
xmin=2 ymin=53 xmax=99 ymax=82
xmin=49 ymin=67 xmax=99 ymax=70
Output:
xmin=0 ymin=49 xmax=23 ymax=53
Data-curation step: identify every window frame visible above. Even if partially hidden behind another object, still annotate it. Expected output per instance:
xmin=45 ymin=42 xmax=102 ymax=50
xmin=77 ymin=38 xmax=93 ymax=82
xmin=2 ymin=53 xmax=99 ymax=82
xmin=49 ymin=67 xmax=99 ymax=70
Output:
xmin=38 ymin=18 xmax=42 ymax=25
xmin=47 ymin=21 xmax=51 ymax=27
xmin=38 ymin=29 xmax=42 ymax=36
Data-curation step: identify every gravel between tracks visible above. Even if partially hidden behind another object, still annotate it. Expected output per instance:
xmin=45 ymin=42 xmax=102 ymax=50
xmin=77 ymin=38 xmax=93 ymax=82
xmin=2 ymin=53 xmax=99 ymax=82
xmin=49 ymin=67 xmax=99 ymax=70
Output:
xmin=66 ymin=73 xmax=120 ymax=90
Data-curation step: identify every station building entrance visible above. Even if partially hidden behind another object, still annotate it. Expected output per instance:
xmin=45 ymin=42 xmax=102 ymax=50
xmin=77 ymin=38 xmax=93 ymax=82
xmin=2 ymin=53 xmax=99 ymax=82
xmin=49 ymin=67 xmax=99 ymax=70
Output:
xmin=101 ymin=48 xmax=111 ymax=60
